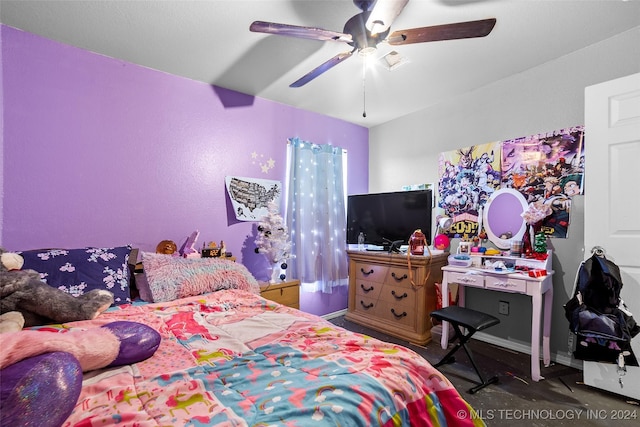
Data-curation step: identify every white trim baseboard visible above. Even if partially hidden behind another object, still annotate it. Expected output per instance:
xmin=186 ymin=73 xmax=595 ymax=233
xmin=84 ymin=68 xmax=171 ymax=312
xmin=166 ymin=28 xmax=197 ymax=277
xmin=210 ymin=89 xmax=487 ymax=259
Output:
xmin=473 ymin=331 xmax=583 ymax=371
xmin=322 ymin=309 xmax=348 ymax=320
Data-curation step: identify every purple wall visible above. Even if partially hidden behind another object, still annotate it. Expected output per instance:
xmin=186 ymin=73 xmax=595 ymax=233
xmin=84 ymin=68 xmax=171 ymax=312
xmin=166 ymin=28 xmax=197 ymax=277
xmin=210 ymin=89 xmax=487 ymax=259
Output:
xmin=0 ymin=25 xmax=368 ymax=316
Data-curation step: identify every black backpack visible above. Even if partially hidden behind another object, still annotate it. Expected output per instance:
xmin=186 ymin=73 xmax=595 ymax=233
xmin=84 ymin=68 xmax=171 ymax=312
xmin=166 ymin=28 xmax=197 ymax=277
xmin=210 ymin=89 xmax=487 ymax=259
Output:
xmin=564 ymin=252 xmax=639 ymax=366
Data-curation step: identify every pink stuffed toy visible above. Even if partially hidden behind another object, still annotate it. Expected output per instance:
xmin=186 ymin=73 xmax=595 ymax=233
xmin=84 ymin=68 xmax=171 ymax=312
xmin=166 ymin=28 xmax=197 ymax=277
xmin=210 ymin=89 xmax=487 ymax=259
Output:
xmin=0 ymin=320 xmax=160 ymax=427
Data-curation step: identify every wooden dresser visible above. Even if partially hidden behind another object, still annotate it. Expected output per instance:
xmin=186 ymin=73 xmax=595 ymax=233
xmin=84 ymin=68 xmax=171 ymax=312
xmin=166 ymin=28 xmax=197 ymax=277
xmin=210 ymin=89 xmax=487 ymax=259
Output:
xmin=345 ymin=250 xmax=447 ymax=345
xmin=260 ymin=279 xmax=300 ymax=309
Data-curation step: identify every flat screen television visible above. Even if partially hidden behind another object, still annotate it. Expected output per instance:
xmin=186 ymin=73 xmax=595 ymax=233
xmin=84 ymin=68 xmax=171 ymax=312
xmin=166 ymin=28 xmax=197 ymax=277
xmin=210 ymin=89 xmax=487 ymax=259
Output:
xmin=346 ymin=190 xmax=432 ymax=250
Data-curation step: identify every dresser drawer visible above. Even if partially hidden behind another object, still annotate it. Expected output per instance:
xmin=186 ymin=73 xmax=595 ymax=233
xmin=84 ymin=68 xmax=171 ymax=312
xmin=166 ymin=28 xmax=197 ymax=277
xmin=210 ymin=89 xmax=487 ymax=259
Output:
xmin=355 ymin=280 xmax=383 ymax=300
xmin=485 ymin=275 xmax=526 ymax=293
xmin=378 ymin=284 xmax=417 ymax=306
xmin=386 ymin=266 xmax=414 ymax=288
xmin=353 ymin=295 xmax=380 ymax=315
xmin=355 ymin=263 xmax=388 ymax=283
xmin=374 ymin=300 xmax=417 ymax=329
xmin=446 ymin=271 xmax=485 ymax=288
xmin=260 ymin=281 xmax=300 ymax=309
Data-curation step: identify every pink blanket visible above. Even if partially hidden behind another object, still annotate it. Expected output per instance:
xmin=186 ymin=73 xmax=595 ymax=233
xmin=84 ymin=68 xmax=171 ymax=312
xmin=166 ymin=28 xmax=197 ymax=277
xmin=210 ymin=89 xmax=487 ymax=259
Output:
xmin=24 ymin=290 xmax=484 ymax=426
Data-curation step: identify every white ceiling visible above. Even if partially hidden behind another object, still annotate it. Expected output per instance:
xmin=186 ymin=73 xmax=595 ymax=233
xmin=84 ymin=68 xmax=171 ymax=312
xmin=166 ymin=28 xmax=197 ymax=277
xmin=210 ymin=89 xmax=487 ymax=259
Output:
xmin=1 ymin=0 xmax=639 ymax=128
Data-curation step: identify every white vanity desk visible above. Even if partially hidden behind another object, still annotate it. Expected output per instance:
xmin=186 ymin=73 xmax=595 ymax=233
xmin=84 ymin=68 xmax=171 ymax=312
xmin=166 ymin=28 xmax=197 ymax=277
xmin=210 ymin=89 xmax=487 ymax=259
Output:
xmin=439 ymin=251 xmax=554 ymax=382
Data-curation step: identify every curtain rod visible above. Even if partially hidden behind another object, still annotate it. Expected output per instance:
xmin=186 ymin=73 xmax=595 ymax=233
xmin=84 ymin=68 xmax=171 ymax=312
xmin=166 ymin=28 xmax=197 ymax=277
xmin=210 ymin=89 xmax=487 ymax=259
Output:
xmin=287 ymin=138 xmax=347 ymax=153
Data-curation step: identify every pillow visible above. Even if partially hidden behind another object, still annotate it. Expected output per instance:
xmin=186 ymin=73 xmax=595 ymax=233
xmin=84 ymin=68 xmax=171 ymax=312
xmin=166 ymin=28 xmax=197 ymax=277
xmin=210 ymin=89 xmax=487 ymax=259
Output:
xmin=141 ymin=252 xmax=260 ymax=302
xmin=20 ymin=246 xmax=133 ymax=305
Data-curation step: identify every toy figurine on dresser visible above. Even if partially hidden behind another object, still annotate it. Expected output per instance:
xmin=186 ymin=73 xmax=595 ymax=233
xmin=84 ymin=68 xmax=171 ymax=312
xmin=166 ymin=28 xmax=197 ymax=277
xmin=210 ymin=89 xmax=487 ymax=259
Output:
xmin=409 ymin=229 xmax=427 ymax=255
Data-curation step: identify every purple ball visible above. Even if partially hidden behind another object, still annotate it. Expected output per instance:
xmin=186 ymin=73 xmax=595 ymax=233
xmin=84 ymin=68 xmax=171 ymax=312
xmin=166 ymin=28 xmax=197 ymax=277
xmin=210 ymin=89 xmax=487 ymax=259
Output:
xmin=1 ymin=352 xmax=82 ymax=427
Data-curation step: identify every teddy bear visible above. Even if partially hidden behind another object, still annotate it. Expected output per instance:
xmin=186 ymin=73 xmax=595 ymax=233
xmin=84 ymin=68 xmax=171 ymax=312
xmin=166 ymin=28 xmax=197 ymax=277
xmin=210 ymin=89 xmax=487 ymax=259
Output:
xmin=0 ymin=248 xmax=115 ymax=327
xmin=0 ymin=313 xmax=161 ymax=427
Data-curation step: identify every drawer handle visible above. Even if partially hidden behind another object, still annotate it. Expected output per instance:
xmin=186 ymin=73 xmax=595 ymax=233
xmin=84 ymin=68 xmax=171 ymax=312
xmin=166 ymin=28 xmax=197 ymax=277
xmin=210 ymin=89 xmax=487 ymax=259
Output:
xmin=361 ymin=268 xmax=374 ymax=276
xmin=391 ymin=272 xmax=408 ymax=282
xmin=360 ymin=284 xmax=374 ymax=292
xmin=391 ymin=308 xmax=407 ymax=318
xmin=360 ymin=300 xmax=374 ymax=309
xmin=493 ymin=282 xmax=515 ymax=288
xmin=391 ymin=290 xmax=408 ymax=300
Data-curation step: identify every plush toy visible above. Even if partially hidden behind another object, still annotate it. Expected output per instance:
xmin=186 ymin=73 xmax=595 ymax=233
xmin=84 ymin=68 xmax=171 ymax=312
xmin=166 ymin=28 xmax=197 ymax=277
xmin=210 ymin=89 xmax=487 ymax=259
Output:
xmin=1 ymin=320 xmax=161 ymax=372
xmin=156 ymin=239 xmax=178 ymax=255
xmin=0 ymin=251 xmax=24 ymax=270
xmin=0 ymin=311 xmax=25 ymax=334
xmin=0 ymin=320 xmax=161 ymax=427
xmin=0 ymin=248 xmax=114 ymax=327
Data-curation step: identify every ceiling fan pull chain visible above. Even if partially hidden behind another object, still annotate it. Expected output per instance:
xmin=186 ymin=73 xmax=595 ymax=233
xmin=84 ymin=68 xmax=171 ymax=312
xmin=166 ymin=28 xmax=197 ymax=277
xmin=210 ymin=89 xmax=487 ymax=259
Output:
xmin=362 ymin=59 xmax=367 ymax=118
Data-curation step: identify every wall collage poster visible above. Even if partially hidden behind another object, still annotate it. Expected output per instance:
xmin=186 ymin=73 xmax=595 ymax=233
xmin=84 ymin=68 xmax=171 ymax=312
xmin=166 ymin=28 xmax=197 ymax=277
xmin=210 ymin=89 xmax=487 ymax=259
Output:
xmin=437 ymin=126 xmax=585 ymax=240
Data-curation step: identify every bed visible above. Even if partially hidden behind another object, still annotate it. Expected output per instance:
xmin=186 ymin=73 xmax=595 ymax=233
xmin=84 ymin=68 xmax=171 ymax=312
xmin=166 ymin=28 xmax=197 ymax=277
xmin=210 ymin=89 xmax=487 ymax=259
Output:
xmin=12 ymin=247 xmax=484 ymax=427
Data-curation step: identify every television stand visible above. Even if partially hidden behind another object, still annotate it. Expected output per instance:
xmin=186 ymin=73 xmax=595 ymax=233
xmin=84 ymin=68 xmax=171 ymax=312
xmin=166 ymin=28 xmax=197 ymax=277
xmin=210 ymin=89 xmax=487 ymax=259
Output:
xmin=345 ymin=250 xmax=448 ymax=345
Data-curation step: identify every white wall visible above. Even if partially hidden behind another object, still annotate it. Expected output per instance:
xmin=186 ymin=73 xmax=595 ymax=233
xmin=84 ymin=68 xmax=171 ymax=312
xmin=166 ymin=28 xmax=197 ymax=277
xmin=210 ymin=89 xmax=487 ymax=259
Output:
xmin=368 ymin=27 xmax=640 ymax=367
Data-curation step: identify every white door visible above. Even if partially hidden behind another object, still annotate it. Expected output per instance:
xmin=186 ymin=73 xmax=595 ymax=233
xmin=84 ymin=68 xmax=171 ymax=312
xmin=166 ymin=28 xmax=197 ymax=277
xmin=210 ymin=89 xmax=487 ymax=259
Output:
xmin=584 ymin=72 xmax=640 ymax=399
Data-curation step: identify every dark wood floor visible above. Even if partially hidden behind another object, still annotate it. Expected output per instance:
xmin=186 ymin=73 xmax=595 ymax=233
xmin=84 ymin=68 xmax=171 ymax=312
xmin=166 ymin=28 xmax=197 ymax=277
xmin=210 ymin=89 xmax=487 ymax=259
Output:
xmin=329 ymin=316 xmax=640 ymax=427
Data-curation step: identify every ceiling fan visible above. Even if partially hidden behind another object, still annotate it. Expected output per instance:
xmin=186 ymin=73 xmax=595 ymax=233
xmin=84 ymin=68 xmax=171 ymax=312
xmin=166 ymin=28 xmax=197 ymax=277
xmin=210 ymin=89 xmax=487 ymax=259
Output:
xmin=250 ymin=0 xmax=496 ymax=88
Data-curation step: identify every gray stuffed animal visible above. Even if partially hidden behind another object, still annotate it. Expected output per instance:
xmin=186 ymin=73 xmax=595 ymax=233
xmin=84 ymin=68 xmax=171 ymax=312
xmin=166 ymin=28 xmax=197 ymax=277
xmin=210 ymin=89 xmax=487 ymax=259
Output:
xmin=0 ymin=248 xmax=114 ymax=327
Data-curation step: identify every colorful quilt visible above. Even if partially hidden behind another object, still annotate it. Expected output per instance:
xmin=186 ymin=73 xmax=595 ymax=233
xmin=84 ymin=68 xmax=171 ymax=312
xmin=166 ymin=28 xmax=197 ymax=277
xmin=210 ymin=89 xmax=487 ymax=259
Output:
xmin=35 ymin=290 xmax=483 ymax=426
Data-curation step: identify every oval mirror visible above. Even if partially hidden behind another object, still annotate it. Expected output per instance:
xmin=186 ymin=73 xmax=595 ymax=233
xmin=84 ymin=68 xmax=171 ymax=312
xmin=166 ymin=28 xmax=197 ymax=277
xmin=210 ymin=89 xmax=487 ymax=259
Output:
xmin=483 ymin=188 xmax=528 ymax=249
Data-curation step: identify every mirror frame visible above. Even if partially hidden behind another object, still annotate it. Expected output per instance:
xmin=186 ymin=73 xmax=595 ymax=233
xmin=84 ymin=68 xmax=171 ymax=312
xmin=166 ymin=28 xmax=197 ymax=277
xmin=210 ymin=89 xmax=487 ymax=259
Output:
xmin=483 ymin=188 xmax=528 ymax=249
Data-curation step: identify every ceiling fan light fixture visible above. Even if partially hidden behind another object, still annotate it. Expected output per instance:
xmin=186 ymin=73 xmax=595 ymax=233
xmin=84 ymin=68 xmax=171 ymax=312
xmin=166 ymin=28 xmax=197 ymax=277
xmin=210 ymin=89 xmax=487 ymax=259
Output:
xmin=369 ymin=19 xmax=385 ymax=36
xmin=359 ymin=46 xmax=378 ymax=57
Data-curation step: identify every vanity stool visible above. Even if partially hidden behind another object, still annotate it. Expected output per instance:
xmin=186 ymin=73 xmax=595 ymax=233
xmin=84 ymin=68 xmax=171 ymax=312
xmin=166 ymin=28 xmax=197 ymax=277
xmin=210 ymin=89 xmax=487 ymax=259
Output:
xmin=431 ymin=306 xmax=500 ymax=394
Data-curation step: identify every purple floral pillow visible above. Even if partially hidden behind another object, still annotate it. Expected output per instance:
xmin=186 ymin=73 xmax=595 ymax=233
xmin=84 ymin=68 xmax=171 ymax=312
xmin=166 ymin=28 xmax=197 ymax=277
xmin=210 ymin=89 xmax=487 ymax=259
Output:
xmin=19 ymin=246 xmax=133 ymax=305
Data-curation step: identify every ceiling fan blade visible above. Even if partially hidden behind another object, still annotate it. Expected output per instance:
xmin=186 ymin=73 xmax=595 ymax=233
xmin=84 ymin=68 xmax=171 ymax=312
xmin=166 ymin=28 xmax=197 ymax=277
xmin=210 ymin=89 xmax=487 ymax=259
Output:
xmin=366 ymin=0 xmax=409 ymax=35
xmin=387 ymin=18 xmax=497 ymax=45
xmin=250 ymin=21 xmax=352 ymax=43
xmin=290 ymin=50 xmax=355 ymax=88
